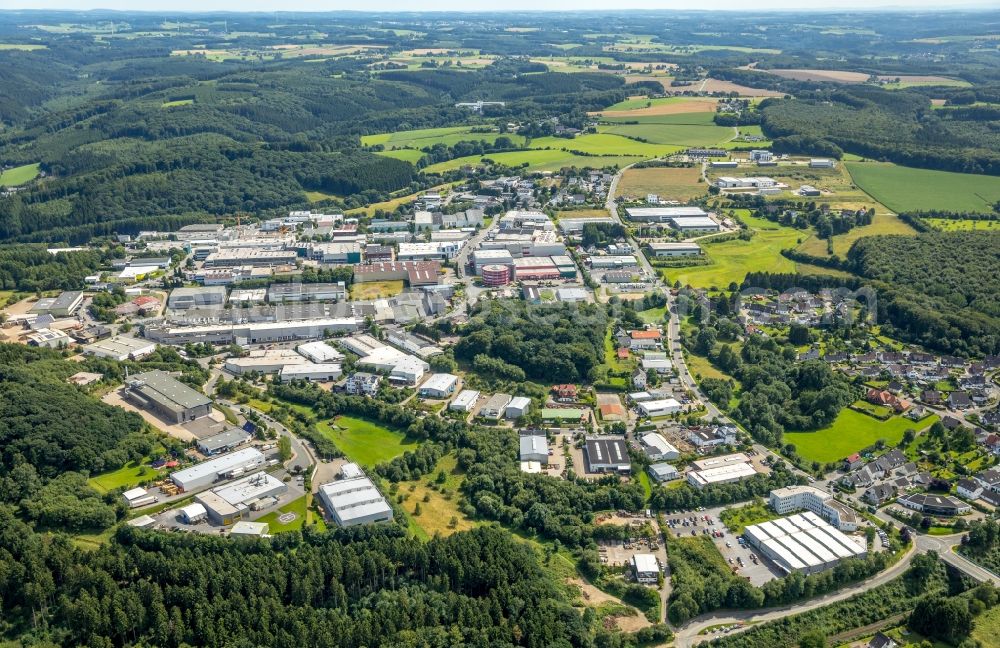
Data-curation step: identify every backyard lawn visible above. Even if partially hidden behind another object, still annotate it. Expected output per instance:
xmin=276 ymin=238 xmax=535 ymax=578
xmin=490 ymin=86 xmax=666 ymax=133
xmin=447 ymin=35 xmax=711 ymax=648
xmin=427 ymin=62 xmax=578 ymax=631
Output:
xmin=784 ymin=410 xmax=939 ymax=464
xmin=317 ymin=415 xmax=418 ymax=467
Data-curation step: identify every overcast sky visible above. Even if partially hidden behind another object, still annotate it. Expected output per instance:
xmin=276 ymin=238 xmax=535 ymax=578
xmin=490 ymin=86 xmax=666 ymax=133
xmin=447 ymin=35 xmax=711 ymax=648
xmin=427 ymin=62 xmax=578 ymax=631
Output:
xmin=3 ymin=0 xmax=995 ymax=11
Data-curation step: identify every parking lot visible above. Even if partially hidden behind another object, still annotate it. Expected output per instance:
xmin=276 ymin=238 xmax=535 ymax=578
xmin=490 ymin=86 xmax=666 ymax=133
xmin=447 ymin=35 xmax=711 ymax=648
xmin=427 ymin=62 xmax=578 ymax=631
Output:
xmin=663 ymin=511 xmax=783 ymax=586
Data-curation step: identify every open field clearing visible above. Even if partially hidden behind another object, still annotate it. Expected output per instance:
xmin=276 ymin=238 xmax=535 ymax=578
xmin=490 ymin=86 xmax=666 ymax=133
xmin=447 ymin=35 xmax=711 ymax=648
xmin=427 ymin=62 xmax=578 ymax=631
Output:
xmin=161 ymin=99 xmax=193 ymax=108
xmin=422 ymin=149 xmax=643 ymax=174
xmin=600 ymin=111 xmax=718 ymax=126
xmin=346 ymin=182 xmax=459 ymax=216
xmin=398 ymin=453 xmax=478 ymax=540
xmin=797 ymin=211 xmax=915 ymax=257
xmin=531 ymin=133 xmax=682 ymax=157
xmin=845 ymin=162 xmax=1000 ymax=213
xmin=598 ymin=122 xmax=734 ymax=147
xmin=88 ymin=462 xmax=160 ymax=494
xmin=616 ymin=166 xmax=706 ymax=201
xmin=661 ymin=215 xmax=803 ymax=289
xmin=758 ymin=68 xmax=970 ymax=87
xmin=785 ymin=410 xmax=939 ymax=464
xmin=304 ymin=189 xmax=340 ymax=203
xmin=375 ymin=148 xmax=425 ymax=163
xmin=349 ymin=280 xmax=404 ymax=299
xmin=698 ymin=78 xmax=785 ymax=96
xmin=925 ymin=218 xmax=1000 ymax=231
xmin=0 ymin=43 xmax=47 ymax=50
xmin=597 ymin=96 xmax=719 ymax=117
xmin=0 ymin=163 xmax=41 ymax=187
xmin=362 ymin=126 xmax=522 ymax=149
xmin=317 ymin=416 xmax=418 ymax=467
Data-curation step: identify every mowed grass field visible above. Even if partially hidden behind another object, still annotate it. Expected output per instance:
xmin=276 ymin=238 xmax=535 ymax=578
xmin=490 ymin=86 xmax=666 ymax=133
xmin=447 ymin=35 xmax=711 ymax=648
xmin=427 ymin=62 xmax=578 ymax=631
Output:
xmin=661 ymin=214 xmax=802 ymax=289
xmin=598 ymin=96 xmax=718 ymax=117
xmin=616 ymin=166 xmax=706 ymax=201
xmin=317 ymin=415 xmax=418 ymax=467
xmin=375 ymin=148 xmax=425 ymax=163
xmin=0 ymin=163 xmax=41 ymax=187
xmin=784 ymin=410 xmax=939 ymax=464
xmin=846 ymin=162 xmax=1000 ymax=213
xmin=255 ymin=495 xmax=327 ymax=534
xmin=598 ymin=122 xmax=734 ymax=147
xmin=600 ymin=111 xmax=718 ymax=125
xmin=88 ymin=462 xmax=162 ymax=494
xmin=530 ymin=133 xmax=682 ymax=157
xmin=361 ymin=126 xmax=524 ymax=150
xmin=422 ymin=149 xmax=643 ymax=174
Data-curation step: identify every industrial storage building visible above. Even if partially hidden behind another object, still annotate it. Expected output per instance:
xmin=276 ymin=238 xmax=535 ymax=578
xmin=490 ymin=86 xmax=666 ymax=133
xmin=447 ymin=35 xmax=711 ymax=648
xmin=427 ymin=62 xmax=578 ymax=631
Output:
xmin=519 ymin=434 xmax=548 ymax=463
xmin=505 ymin=396 xmax=532 ymax=419
xmin=225 ymin=350 xmax=304 ymax=375
xmin=279 ymin=364 xmax=342 ymax=382
xmin=632 ymin=554 xmax=660 ymax=584
xmin=640 ymin=433 xmax=679 ymax=461
xmin=648 ymin=463 xmax=680 ymax=482
xmin=83 ymin=335 xmax=156 ymax=361
xmin=268 ymin=282 xmax=347 ymax=303
xmin=170 ymin=448 xmax=266 ymax=492
xmin=624 ymin=207 xmax=708 ymax=222
xmin=297 ymin=341 xmax=345 ymax=364
xmin=450 ymin=389 xmax=480 ymax=412
xmin=419 ymin=373 xmax=459 ymax=399
xmin=145 ymin=318 xmax=361 ymax=345
xmin=194 ymin=471 xmax=287 ymax=524
xmin=479 ymin=393 xmax=512 ymax=420
xmin=168 ymin=286 xmax=227 ymax=310
xmin=687 ymin=460 xmax=757 ymax=489
xmin=30 ymin=291 xmax=84 ymax=317
xmin=180 ymin=503 xmax=208 ymax=524
xmin=318 ymin=477 xmax=394 ymax=527
xmin=124 ymin=370 xmax=213 ymax=424
xmin=584 ymin=437 xmax=631 ymax=474
xmin=743 ymin=512 xmax=866 ymax=575
xmin=230 ymin=521 xmax=269 ymax=538
xmin=197 ymin=428 xmax=251 ymax=456
xmin=647 ymin=242 xmax=703 ymax=257
xmin=26 ymin=328 xmax=71 ymax=348
xmin=638 ymin=398 xmax=682 ymax=417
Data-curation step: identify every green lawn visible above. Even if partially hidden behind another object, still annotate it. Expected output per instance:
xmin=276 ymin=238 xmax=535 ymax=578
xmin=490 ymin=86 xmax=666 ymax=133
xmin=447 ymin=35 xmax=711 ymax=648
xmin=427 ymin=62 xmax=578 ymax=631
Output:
xmin=846 ymin=162 xmax=1000 ymax=213
xmin=603 ymin=96 xmax=717 ymax=112
xmin=361 ymin=126 xmax=525 ymax=150
xmin=662 ymin=215 xmax=802 ymax=289
xmin=0 ymin=43 xmax=47 ymax=50
xmin=254 ymin=495 xmax=326 ymax=534
xmin=317 ymin=415 xmax=418 ymax=467
xmin=972 ymin=601 xmax=1000 ymax=646
xmin=638 ymin=306 xmax=667 ymax=324
xmin=375 ymin=148 xmax=425 ymax=164
xmin=530 ymin=133 xmax=682 ymax=157
xmin=88 ymin=462 xmax=163 ymax=494
xmin=925 ymin=218 xmax=1000 ymax=232
xmin=598 ymin=122 xmax=734 ymax=147
xmin=600 ymin=111 xmax=719 ymax=126
xmin=422 ymin=149 xmax=643 ymax=174
xmin=0 ymin=163 xmax=41 ymax=187
xmin=784 ymin=410 xmax=939 ymax=464
xmin=719 ymin=503 xmax=778 ymax=534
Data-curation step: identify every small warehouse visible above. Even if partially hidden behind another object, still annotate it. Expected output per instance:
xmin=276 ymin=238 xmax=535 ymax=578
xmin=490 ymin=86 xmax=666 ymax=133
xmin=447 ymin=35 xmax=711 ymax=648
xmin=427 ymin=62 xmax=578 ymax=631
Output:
xmin=30 ymin=291 xmax=84 ymax=317
xmin=638 ymin=398 xmax=681 ymax=417
xmin=296 ymin=340 xmax=345 ymax=364
xmin=648 ymin=463 xmax=680 ymax=482
xmin=640 ymin=432 xmax=679 ymax=461
xmin=195 ymin=471 xmax=287 ymax=525
xmin=180 ymin=503 xmax=208 ymax=524
xmin=519 ymin=434 xmax=548 ymax=463
xmin=479 ymin=393 xmax=512 ymax=420
xmin=584 ymin=436 xmax=630 ymax=474
xmin=230 ymin=521 xmax=269 ymax=538
xmin=419 ymin=373 xmax=459 ymax=399
xmin=318 ymin=477 xmax=394 ymax=527
xmin=632 ymin=554 xmax=660 ymax=584
xmin=83 ymin=335 xmax=157 ymax=361
xmin=196 ymin=428 xmax=251 ymax=456
xmin=450 ymin=389 xmax=480 ymax=412
xmin=505 ymin=396 xmax=532 ymax=419
xmin=168 ymin=286 xmax=227 ymax=310
xmin=279 ymin=363 xmax=343 ymax=382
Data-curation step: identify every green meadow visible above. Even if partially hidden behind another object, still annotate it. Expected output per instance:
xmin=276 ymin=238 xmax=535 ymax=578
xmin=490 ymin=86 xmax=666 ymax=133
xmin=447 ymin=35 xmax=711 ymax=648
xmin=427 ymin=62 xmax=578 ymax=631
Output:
xmin=316 ymin=415 xmax=418 ymax=467
xmin=0 ymin=163 xmax=41 ymax=187
xmin=846 ymin=162 xmax=1000 ymax=213
xmin=784 ymin=410 xmax=939 ymax=464
xmin=422 ymin=149 xmax=642 ymax=174
xmin=598 ymin=122 xmax=734 ymax=147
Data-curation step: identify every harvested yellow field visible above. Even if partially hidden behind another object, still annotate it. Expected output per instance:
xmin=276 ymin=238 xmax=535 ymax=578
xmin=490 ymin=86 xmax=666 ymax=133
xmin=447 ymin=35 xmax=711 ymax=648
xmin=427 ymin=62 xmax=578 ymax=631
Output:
xmin=616 ymin=166 xmax=705 ymax=202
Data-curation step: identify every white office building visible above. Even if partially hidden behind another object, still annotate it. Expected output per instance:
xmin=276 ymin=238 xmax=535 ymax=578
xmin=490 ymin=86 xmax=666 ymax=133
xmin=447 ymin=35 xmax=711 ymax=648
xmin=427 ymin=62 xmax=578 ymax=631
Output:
xmin=632 ymin=554 xmax=661 ymax=584
xmin=769 ymin=485 xmax=858 ymax=532
xmin=279 ymin=364 xmax=343 ymax=382
xmin=638 ymin=398 xmax=682 ymax=417
xmin=419 ymin=373 xmax=459 ymax=399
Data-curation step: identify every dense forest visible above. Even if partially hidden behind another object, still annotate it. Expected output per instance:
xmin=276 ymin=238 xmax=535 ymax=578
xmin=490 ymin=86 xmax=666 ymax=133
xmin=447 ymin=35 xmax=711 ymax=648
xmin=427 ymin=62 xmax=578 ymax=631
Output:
xmin=455 ymin=300 xmax=608 ymax=384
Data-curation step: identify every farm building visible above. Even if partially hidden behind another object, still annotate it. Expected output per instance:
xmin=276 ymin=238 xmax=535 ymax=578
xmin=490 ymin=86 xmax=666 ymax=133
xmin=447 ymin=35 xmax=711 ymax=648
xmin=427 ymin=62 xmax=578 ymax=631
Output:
xmin=170 ymin=448 xmax=266 ymax=492
xmin=318 ymin=477 xmax=394 ymax=527
xmin=124 ymin=370 xmax=213 ymax=424
xmin=743 ymin=512 xmax=866 ymax=575
xmin=584 ymin=436 xmax=630 ymax=474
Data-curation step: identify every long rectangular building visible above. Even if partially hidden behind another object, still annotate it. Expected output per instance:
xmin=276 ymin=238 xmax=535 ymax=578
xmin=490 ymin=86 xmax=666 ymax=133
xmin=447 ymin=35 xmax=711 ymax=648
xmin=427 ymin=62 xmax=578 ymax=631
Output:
xmin=124 ymin=370 xmax=213 ymax=424
xmin=743 ymin=513 xmax=866 ymax=575
xmin=171 ymin=448 xmax=266 ymax=492
xmin=144 ymin=317 xmax=361 ymax=345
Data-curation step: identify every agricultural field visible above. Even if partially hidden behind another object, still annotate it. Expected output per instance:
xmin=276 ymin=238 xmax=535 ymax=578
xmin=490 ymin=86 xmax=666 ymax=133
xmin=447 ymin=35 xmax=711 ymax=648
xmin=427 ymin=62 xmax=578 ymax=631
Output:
xmin=0 ymin=163 xmax=41 ymax=187
xmin=397 ymin=453 xmax=478 ymax=540
xmin=349 ymin=280 xmax=404 ymax=300
xmin=530 ymin=133 xmax=682 ymax=157
xmin=361 ymin=126 xmax=524 ymax=150
xmin=757 ymin=68 xmax=970 ymax=87
xmin=0 ymin=43 xmax=47 ymax=50
xmin=924 ymin=218 xmax=1000 ymax=231
xmin=600 ymin=111 xmax=718 ymax=126
xmin=422 ymin=149 xmax=643 ymax=174
xmin=316 ymin=415 xmax=418 ymax=467
xmin=597 ymin=96 xmax=719 ymax=118
xmin=846 ymin=162 xmax=1000 ymax=213
xmin=598 ymin=122 xmax=734 ymax=147
xmin=784 ymin=410 xmax=939 ymax=464
xmin=375 ymin=148 xmax=425 ymax=164
xmin=661 ymin=214 xmax=802 ymax=289
xmin=615 ymin=166 xmax=706 ymax=202
xmin=304 ymin=189 xmax=340 ymax=203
